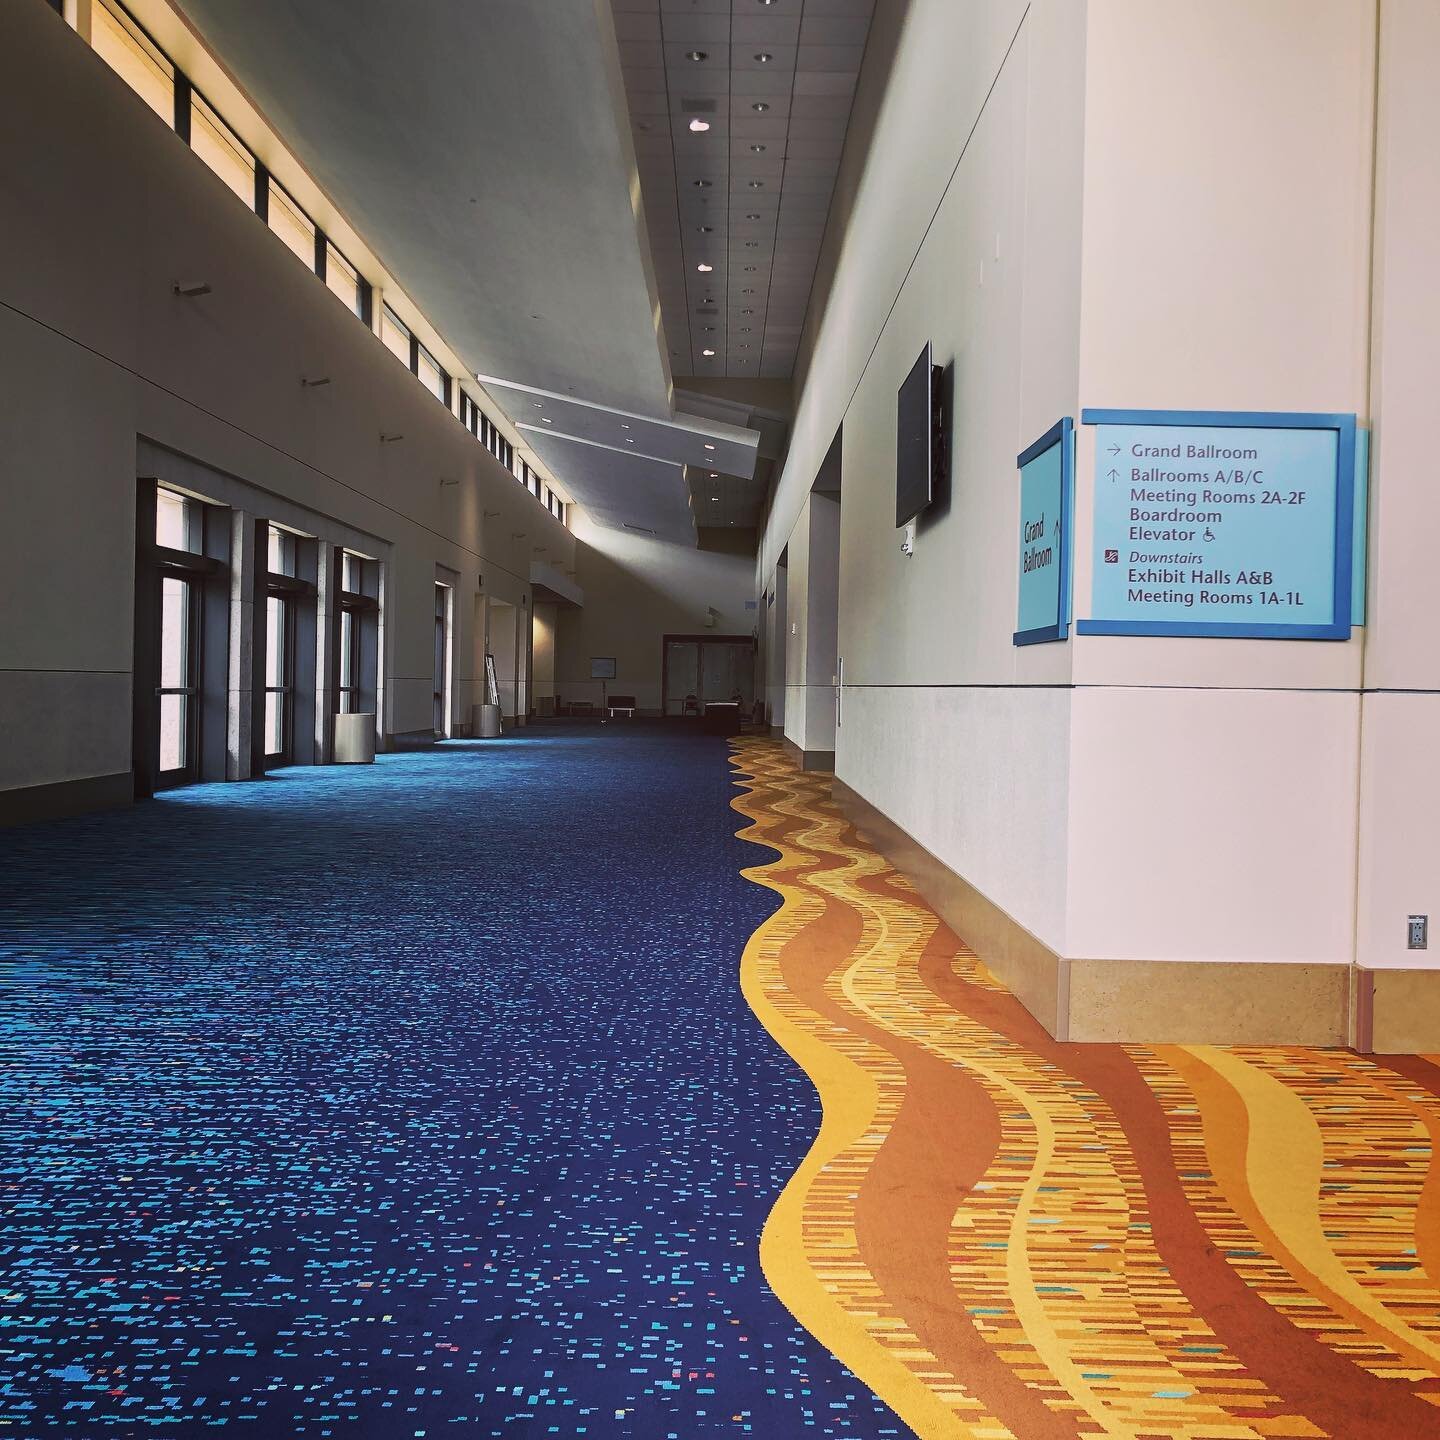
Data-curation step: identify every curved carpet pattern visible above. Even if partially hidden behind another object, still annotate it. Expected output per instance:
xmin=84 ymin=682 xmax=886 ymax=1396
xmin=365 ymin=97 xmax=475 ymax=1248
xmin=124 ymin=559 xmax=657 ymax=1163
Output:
xmin=730 ymin=739 xmax=1440 ymax=1440
xmin=0 ymin=727 xmax=905 ymax=1437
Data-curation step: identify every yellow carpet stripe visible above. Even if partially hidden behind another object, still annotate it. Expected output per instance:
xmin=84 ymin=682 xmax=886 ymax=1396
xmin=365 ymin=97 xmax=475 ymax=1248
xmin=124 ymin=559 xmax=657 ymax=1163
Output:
xmin=730 ymin=786 xmax=991 ymax=1440
xmin=1178 ymin=1045 xmax=1440 ymax=1373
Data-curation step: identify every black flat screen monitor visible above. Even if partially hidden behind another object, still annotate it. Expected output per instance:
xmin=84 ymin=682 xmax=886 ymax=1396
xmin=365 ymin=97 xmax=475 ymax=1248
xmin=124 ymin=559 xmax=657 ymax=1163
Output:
xmin=896 ymin=342 xmax=935 ymax=527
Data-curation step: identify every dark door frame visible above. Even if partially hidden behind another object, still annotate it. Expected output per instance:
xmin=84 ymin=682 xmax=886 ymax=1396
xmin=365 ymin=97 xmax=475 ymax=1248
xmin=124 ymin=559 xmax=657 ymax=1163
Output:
xmin=660 ymin=633 xmax=756 ymax=718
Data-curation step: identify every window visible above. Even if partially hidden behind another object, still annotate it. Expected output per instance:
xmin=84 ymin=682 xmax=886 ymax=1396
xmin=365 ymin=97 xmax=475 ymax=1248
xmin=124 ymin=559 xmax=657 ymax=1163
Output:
xmin=263 ymin=525 xmax=299 ymax=762
xmin=159 ymin=575 xmax=197 ymax=774
xmin=433 ymin=583 xmax=452 ymax=738
xmin=382 ymin=304 xmax=411 ymax=368
xmin=155 ymin=486 xmax=201 ymax=552
xmin=338 ymin=550 xmax=376 ymax=717
xmin=189 ymin=90 xmax=254 ymax=205
xmin=324 ymin=240 xmax=367 ymax=321
xmin=92 ymin=0 xmax=173 ymax=124
xmin=339 ymin=607 xmax=359 ymax=713
xmin=152 ymin=487 xmax=206 ymax=786
xmin=267 ymin=525 xmax=297 ymax=577
xmin=267 ymin=177 xmax=315 ymax=267
xmin=416 ymin=343 xmax=448 ymax=404
xmin=264 ymin=593 xmax=293 ymax=761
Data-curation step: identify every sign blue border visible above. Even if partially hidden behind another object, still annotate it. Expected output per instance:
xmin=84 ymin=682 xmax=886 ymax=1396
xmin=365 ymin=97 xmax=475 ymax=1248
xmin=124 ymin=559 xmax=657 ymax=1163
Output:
xmin=1013 ymin=417 xmax=1074 ymax=646
xmin=1352 ymin=427 xmax=1369 ymax=626
xmin=1077 ymin=408 xmax=1357 ymax=640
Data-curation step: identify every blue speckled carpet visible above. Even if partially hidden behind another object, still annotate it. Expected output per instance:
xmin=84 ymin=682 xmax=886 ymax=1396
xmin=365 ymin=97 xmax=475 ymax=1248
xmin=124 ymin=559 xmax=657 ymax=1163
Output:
xmin=0 ymin=725 xmax=903 ymax=1437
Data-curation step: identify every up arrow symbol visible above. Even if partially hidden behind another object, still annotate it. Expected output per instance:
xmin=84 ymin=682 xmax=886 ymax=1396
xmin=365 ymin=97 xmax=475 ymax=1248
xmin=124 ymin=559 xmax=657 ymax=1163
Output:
xmin=1106 ymin=467 xmax=1119 ymax=482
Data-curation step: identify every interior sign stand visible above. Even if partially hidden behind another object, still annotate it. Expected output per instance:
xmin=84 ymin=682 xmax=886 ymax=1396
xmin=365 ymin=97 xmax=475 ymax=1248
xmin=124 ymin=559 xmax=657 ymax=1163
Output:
xmin=1078 ymin=409 xmax=1357 ymax=640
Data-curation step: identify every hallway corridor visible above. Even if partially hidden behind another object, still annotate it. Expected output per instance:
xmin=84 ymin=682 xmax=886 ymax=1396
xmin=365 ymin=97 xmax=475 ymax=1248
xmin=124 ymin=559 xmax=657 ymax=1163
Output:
xmin=0 ymin=728 xmax=900 ymax=1437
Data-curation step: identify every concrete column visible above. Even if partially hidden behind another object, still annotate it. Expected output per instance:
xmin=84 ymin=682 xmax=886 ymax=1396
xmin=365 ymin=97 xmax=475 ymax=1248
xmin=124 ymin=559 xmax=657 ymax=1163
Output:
xmin=313 ymin=542 xmax=339 ymax=763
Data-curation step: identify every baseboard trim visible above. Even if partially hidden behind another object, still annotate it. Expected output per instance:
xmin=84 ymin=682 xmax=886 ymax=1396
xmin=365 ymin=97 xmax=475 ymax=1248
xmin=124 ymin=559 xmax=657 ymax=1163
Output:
xmin=783 ymin=737 xmax=835 ymax=773
xmin=389 ymin=730 xmax=440 ymax=750
xmin=832 ymin=777 xmax=1351 ymax=1047
xmin=832 ymin=778 xmax=1067 ymax=1036
xmin=1354 ymin=968 xmax=1440 ymax=1053
xmin=0 ymin=771 xmax=134 ymax=828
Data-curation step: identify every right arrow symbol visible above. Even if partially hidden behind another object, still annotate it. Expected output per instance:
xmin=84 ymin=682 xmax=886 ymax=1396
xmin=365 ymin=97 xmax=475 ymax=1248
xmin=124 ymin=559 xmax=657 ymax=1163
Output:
xmin=1108 ymin=443 xmax=1121 ymax=456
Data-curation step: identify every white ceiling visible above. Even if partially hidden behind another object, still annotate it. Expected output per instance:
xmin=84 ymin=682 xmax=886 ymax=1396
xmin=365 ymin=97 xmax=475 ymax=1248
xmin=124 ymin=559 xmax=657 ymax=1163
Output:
xmin=170 ymin=0 xmax=867 ymax=541
xmin=613 ymin=0 xmax=876 ymax=380
xmin=174 ymin=0 xmax=683 ymax=420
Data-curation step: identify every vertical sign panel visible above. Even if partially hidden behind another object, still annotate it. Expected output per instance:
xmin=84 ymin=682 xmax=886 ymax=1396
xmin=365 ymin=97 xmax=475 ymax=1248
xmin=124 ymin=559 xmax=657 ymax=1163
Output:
xmin=1013 ymin=418 xmax=1074 ymax=646
xmin=1079 ymin=409 xmax=1355 ymax=639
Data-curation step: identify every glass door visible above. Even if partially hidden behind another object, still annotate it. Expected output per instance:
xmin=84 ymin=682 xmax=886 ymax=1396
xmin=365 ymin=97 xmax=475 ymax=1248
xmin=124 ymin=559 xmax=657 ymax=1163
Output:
xmin=433 ymin=583 xmax=451 ymax=737
xmin=157 ymin=575 xmax=200 ymax=787
xmin=664 ymin=640 xmax=700 ymax=716
xmin=264 ymin=593 xmax=294 ymax=765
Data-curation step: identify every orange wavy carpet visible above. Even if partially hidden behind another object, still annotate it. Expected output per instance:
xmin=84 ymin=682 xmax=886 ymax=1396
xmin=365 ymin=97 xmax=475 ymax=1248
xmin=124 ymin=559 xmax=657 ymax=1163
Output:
xmin=729 ymin=738 xmax=1440 ymax=1440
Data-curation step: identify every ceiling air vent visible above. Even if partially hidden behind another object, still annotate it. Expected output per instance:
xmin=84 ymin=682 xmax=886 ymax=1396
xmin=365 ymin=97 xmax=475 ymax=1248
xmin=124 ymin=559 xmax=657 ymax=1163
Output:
xmin=681 ymin=99 xmax=717 ymax=114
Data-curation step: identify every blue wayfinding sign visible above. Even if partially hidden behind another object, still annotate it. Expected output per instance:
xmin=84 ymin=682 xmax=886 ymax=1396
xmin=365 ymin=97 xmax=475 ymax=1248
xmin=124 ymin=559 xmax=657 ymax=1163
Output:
xmin=1079 ymin=409 xmax=1357 ymax=640
xmin=1013 ymin=418 xmax=1073 ymax=646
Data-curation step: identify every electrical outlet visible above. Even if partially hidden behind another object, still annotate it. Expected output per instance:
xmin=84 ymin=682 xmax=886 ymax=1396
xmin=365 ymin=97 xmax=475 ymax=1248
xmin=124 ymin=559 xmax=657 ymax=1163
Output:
xmin=1408 ymin=914 xmax=1428 ymax=950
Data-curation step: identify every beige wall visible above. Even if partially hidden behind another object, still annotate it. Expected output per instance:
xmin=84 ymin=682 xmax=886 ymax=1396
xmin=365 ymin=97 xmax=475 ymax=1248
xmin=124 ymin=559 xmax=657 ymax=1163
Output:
xmin=761 ymin=0 xmax=1440 ymax=1019
xmin=531 ymin=603 xmax=557 ymax=702
xmin=764 ymin=0 xmax=1085 ymax=953
xmin=555 ymin=511 xmax=756 ymax=714
xmin=1355 ymin=0 xmax=1440 ymax=973
xmin=782 ymin=493 xmax=840 ymax=757
xmin=1062 ymin=0 xmax=1374 ymax=968
xmin=0 ymin=1 xmax=570 ymax=800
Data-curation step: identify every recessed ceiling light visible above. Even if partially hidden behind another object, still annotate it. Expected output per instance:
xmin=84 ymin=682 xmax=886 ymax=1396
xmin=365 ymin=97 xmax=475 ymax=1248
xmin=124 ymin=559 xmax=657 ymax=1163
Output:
xmin=620 ymin=423 xmax=630 ymax=429
xmin=697 ymin=225 xmax=713 ymax=233
xmin=749 ymin=180 xmax=764 ymax=189
xmin=704 ymin=443 xmax=716 ymax=450
xmin=746 ymin=213 xmax=761 ymax=220
xmin=692 ymin=179 xmax=711 ymax=188
xmin=745 ymin=241 xmax=759 ymax=249
xmin=752 ymin=102 xmax=770 ymax=113
xmin=750 ymin=144 xmax=767 ymax=153
xmin=688 ymin=119 xmax=710 ymax=132
xmin=740 ymin=327 xmax=751 ymax=333
xmin=702 ymin=349 xmax=716 ymax=357
xmin=711 ymin=495 xmax=720 ymax=501
xmin=532 ymin=402 xmax=543 ymax=408
xmin=739 ymin=343 xmax=751 ymax=349
xmin=686 ymin=50 xmax=708 ymax=61
xmin=754 ymin=52 xmax=773 ymax=63
xmin=542 ymin=417 xmax=552 ymax=424
xmin=709 ymin=471 xmax=718 ymax=477
xmin=742 ymin=308 xmax=755 ymax=315
xmin=697 ymin=262 xmax=713 ymax=272
xmin=626 ymin=438 xmax=635 ymax=444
